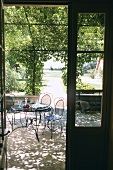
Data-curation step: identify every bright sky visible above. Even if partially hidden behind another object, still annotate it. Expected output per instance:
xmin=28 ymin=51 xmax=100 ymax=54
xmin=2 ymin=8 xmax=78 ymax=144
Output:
xmin=44 ymin=59 xmax=64 ymax=69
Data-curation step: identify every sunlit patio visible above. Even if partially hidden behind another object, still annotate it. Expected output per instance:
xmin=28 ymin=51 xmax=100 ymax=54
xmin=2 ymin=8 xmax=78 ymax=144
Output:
xmin=6 ymin=103 xmax=102 ymax=169
xmin=7 ymin=128 xmax=66 ymax=170
xmin=6 ymin=70 xmax=102 ymax=169
xmin=7 ymin=108 xmax=67 ymax=170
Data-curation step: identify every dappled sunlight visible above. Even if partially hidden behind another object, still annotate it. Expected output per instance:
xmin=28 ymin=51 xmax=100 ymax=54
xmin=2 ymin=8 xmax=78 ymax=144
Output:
xmin=7 ymin=128 xmax=66 ymax=170
xmin=75 ymin=111 xmax=101 ymax=127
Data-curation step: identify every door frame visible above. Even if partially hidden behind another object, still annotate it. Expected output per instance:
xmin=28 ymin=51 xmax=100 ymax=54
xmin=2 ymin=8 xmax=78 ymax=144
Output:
xmin=3 ymin=1 xmax=113 ymax=170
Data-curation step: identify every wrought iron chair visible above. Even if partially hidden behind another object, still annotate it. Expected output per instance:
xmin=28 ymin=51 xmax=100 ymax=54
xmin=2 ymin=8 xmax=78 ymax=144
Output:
xmin=45 ymin=97 xmax=65 ymax=139
xmin=31 ymin=92 xmax=53 ymax=139
xmin=76 ymin=100 xmax=90 ymax=113
xmin=38 ymin=92 xmax=53 ymax=119
xmin=39 ymin=92 xmax=53 ymax=105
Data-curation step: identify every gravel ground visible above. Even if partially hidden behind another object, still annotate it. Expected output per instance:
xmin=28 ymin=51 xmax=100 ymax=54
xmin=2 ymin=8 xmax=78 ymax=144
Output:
xmin=7 ymin=127 xmax=66 ymax=170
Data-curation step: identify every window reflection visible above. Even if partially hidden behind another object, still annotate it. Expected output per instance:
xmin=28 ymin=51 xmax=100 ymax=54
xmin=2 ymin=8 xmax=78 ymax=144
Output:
xmin=75 ymin=90 xmax=102 ymax=127
xmin=75 ymin=13 xmax=105 ymax=127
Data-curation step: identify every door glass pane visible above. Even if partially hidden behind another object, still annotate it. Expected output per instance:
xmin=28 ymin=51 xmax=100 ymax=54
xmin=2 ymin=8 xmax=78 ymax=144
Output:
xmin=75 ymin=13 xmax=105 ymax=127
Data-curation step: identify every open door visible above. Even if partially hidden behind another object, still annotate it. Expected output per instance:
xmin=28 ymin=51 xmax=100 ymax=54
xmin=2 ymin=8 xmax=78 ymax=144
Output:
xmin=0 ymin=0 xmax=7 ymax=169
xmin=2 ymin=1 xmax=113 ymax=170
xmin=66 ymin=2 xmax=112 ymax=170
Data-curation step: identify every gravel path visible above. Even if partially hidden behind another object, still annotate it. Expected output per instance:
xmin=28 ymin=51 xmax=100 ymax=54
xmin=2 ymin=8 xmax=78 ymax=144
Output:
xmin=41 ymin=70 xmax=67 ymax=106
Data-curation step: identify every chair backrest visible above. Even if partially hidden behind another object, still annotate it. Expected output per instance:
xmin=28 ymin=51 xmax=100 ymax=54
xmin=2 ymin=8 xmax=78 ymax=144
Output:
xmin=39 ymin=93 xmax=52 ymax=105
xmin=54 ymin=97 xmax=65 ymax=116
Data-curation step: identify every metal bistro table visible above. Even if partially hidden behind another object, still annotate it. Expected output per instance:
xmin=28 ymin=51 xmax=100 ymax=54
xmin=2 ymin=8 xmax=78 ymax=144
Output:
xmin=10 ymin=102 xmax=52 ymax=142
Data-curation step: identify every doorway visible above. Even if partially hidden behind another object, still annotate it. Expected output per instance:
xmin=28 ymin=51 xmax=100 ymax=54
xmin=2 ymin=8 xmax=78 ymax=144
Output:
xmin=1 ymin=1 xmax=113 ymax=170
xmin=4 ymin=5 xmax=67 ymax=170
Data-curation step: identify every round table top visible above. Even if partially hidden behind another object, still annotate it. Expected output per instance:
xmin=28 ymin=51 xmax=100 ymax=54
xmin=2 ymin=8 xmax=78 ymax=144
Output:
xmin=11 ymin=102 xmax=51 ymax=112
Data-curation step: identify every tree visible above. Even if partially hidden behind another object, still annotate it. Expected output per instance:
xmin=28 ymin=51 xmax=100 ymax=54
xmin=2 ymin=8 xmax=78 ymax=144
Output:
xmin=5 ymin=6 xmax=68 ymax=94
xmin=62 ymin=13 xmax=105 ymax=87
xmin=5 ymin=7 xmax=104 ymax=93
xmin=5 ymin=62 xmax=20 ymax=93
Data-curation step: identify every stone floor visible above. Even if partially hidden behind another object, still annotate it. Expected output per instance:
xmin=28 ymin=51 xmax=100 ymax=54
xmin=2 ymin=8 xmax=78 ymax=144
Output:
xmin=7 ymin=126 xmax=66 ymax=170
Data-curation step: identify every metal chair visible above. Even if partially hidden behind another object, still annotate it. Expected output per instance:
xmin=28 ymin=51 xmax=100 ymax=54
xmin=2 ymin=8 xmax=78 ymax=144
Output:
xmin=45 ymin=97 xmax=65 ymax=139
xmin=38 ymin=92 xmax=53 ymax=118
xmin=39 ymin=92 xmax=53 ymax=105
xmin=76 ymin=100 xmax=90 ymax=113
xmin=32 ymin=92 xmax=53 ymax=138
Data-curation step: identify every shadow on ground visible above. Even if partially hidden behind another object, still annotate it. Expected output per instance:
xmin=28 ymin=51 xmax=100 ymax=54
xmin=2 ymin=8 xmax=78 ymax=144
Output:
xmin=7 ymin=127 xmax=66 ymax=170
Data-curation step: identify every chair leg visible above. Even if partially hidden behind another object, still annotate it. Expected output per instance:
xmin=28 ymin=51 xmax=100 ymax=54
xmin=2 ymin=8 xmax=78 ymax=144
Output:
xmin=26 ymin=118 xmax=28 ymax=127
xmin=46 ymin=120 xmax=53 ymax=139
xmin=42 ymin=117 xmax=47 ymax=135
xmin=61 ymin=123 xmax=63 ymax=137
xmin=46 ymin=119 xmax=65 ymax=139
xmin=35 ymin=129 xmax=40 ymax=142
xmin=50 ymin=121 xmax=53 ymax=139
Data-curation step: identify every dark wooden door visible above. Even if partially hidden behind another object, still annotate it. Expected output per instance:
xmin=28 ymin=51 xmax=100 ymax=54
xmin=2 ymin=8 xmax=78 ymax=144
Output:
xmin=66 ymin=2 xmax=112 ymax=170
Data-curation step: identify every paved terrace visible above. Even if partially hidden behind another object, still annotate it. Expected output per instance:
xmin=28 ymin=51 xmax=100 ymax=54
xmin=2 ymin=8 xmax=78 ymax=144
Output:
xmin=7 ymin=111 xmax=67 ymax=170
xmin=7 ymin=70 xmax=67 ymax=170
